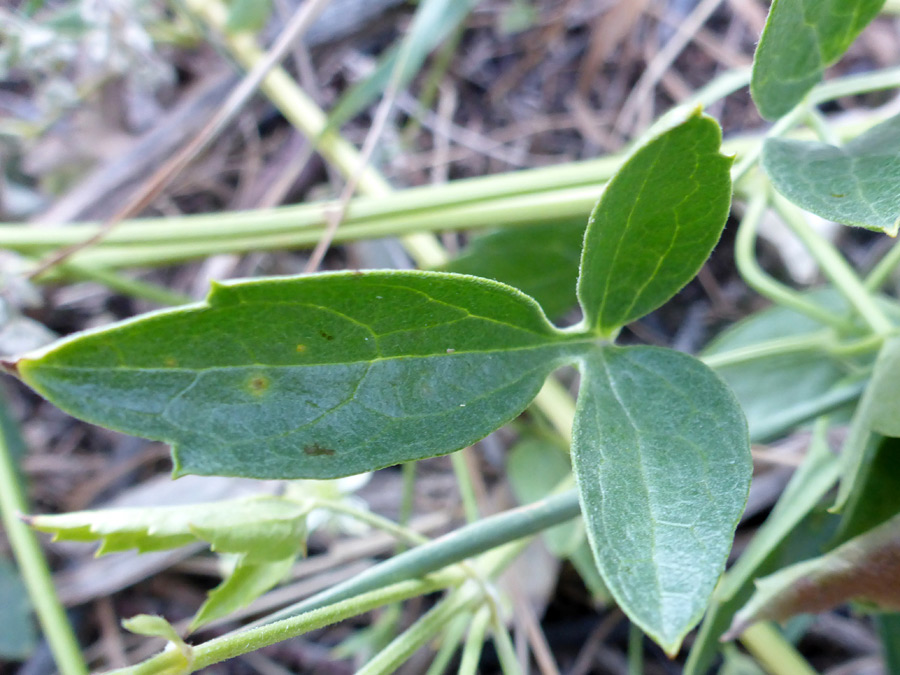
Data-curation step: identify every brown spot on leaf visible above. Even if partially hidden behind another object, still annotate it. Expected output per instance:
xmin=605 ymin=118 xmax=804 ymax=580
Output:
xmin=304 ymin=443 xmax=335 ymax=457
xmin=296 ymin=344 xmax=307 ymax=353
xmin=319 ymin=330 xmax=335 ymax=341
xmin=248 ymin=375 xmax=270 ymax=395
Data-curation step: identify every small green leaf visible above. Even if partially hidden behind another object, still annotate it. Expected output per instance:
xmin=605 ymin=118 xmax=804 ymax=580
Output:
xmin=122 ymin=614 xmax=183 ymax=642
xmin=29 ymin=496 xmax=310 ymax=559
xmin=726 ymin=511 xmax=900 ymax=639
xmin=190 ymin=556 xmax=296 ymax=630
xmin=14 ymin=272 xmax=585 ymax=479
xmin=751 ymin=0 xmax=886 ymax=120
xmin=577 ymin=112 xmax=732 ymax=335
xmin=572 ymin=346 xmax=751 ymax=655
xmin=443 ymin=219 xmax=585 ymax=320
xmin=0 ymin=557 xmax=36 ymax=661
xmin=763 ymin=113 xmax=900 ymax=236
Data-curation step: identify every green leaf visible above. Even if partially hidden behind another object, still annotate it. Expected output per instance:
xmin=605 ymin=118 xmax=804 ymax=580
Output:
xmin=122 ymin=614 xmax=183 ymax=642
xmin=14 ymin=272 xmax=585 ymax=479
xmin=867 ymin=335 xmax=900 ymax=435
xmin=571 ymin=346 xmax=751 ymax=655
xmin=29 ymin=496 xmax=310 ymax=560
xmin=763 ymin=113 xmax=900 ymax=236
xmin=576 ymin=112 xmax=733 ymax=335
xmin=507 ymin=439 xmax=581 ymax=556
xmin=190 ymin=555 xmax=296 ymax=630
xmin=443 ymin=219 xmax=585 ymax=320
xmin=726 ymin=511 xmax=900 ymax=639
xmin=835 ymin=337 xmax=900 ymax=512
xmin=751 ymin=0 xmax=886 ymax=120
xmin=0 ymin=557 xmax=36 ymax=661
xmin=703 ymin=290 xmax=858 ymax=440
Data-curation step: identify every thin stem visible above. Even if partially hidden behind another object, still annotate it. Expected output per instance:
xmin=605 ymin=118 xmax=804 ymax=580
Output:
xmin=701 ymin=332 xmax=832 ymax=370
xmin=423 ymin=612 xmax=471 ymax=675
xmin=115 ymin=574 xmax=459 ymax=675
xmin=628 ymin=624 xmax=644 ymax=675
xmin=358 ymin=589 xmax=481 ymax=675
xmin=0 ymin=402 xmax=88 ymax=675
xmin=451 ymin=451 xmax=481 ymax=523
xmin=458 ymin=605 xmax=492 ymax=675
xmin=249 ymin=490 xmax=582 ymax=628
xmin=734 ymin=191 xmax=854 ymax=331
xmin=55 ymin=263 xmax=192 ymax=306
xmin=311 ymin=498 xmax=428 ymax=547
xmin=773 ymin=194 xmax=894 ymax=335
xmin=864 ymin=241 xmax=900 ymax=292
xmin=739 ymin=622 xmax=819 ymax=675
xmin=491 ymin=612 xmax=524 ymax=675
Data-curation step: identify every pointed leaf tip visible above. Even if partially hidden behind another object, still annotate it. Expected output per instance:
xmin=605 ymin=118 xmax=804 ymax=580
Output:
xmin=572 ymin=346 xmax=751 ymax=655
xmin=576 ymin=114 xmax=732 ymax=335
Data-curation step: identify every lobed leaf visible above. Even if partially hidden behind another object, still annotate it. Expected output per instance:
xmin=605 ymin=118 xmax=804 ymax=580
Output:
xmin=763 ymin=112 xmax=900 ymax=236
xmin=726 ymin=511 xmax=900 ymax=639
xmin=576 ymin=112 xmax=732 ymax=336
xmin=571 ymin=346 xmax=751 ymax=655
xmin=11 ymin=272 xmax=586 ymax=479
xmin=751 ymin=0 xmax=885 ymax=121
xmin=29 ymin=496 xmax=310 ymax=560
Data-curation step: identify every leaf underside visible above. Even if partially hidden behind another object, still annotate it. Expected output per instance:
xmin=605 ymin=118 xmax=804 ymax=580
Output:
xmin=571 ymin=346 xmax=751 ymax=655
xmin=17 ymin=272 xmax=585 ymax=479
xmin=751 ymin=0 xmax=885 ymax=121
xmin=763 ymin=112 xmax=900 ymax=236
xmin=576 ymin=112 xmax=733 ymax=335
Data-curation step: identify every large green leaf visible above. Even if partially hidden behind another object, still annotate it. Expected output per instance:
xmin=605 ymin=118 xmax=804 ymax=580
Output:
xmin=443 ymin=219 xmax=585 ymax=320
xmin=571 ymin=346 xmax=751 ymax=655
xmin=751 ymin=0 xmax=885 ymax=120
xmin=763 ymin=113 xmax=900 ymax=236
xmin=11 ymin=272 xmax=586 ymax=479
xmin=576 ymin=112 xmax=732 ymax=335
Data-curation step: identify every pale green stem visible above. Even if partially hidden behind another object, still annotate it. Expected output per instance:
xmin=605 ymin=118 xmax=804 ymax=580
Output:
xmin=864 ymin=240 xmax=900 ymax=292
xmin=532 ymin=377 xmax=576 ymax=445
xmin=311 ymin=498 xmax=427 ymax=546
xmin=399 ymin=462 xmax=416 ymax=531
xmin=491 ymin=612 xmax=524 ymax=675
xmin=627 ymin=624 xmax=644 ymax=675
xmin=357 ymin=588 xmax=481 ymax=675
xmin=886 ymin=0 xmax=900 ymax=12
xmin=701 ymin=332 xmax=832 ymax=370
xmin=772 ymin=194 xmax=894 ymax=335
xmin=0 ymin=403 xmax=88 ymax=675
xmin=458 ymin=605 xmax=491 ymax=675
xmin=115 ymin=574 xmax=459 ymax=675
xmin=250 ymin=490 xmax=582 ymax=628
xmin=739 ymin=622 xmax=819 ymax=675
xmin=451 ymin=451 xmax=481 ymax=523
xmin=56 ymin=263 xmax=192 ymax=306
xmin=805 ymin=108 xmax=841 ymax=146
xmin=734 ymin=191 xmax=853 ymax=331
xmin=423 ymin=612 xmax=471 ymax=675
